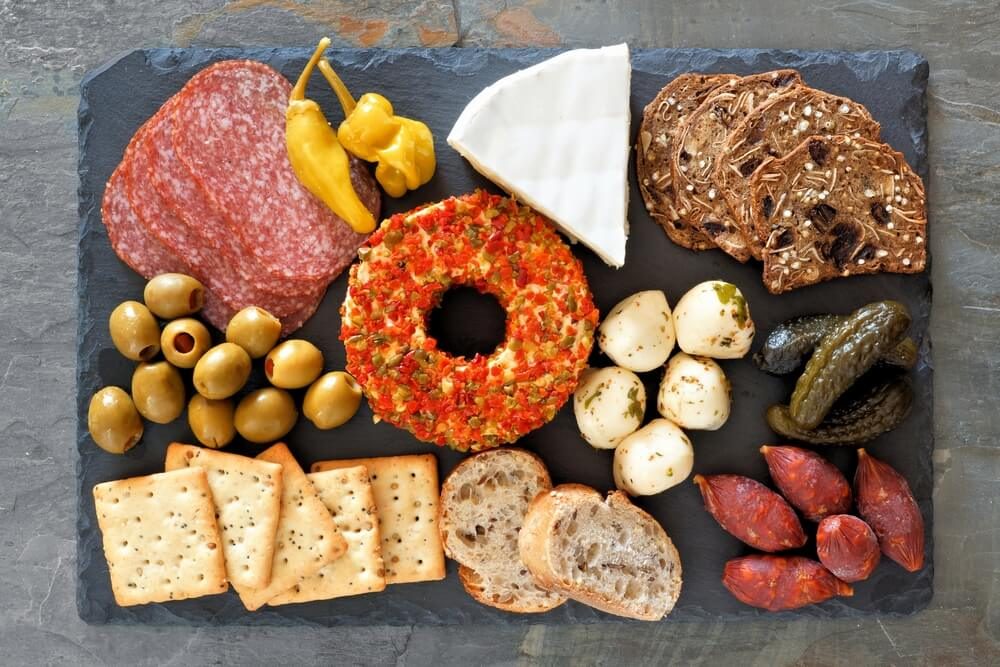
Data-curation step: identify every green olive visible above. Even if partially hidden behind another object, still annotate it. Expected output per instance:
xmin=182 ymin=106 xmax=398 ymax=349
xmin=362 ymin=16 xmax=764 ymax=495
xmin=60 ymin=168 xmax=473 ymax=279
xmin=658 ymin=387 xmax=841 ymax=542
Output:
xmin=109 ymin=301 xmax=160 ymax=361
xmin=161 ymin=318 xmax=212 ymax=368
xmin=131 ymin=361 xmax=185 ymax=424
xmin=188 ymin=395 xmax=235 ymax=448
xmin=226 ymin=307 xmax=282 ymax=359
xmin=265 ymin=339 xmax=324 ymax=389
xmin=303 ymin=371 xmax=363 ymax=429
xmin=88 ymin=387 xmax=143 ymax=454
xmin=234 ymin=388 xmax=298 ymax=444
xmin=143 ymin=273 xmax=205 ymax=319
xmin=193 ymin=343 xmax=251 ymax=400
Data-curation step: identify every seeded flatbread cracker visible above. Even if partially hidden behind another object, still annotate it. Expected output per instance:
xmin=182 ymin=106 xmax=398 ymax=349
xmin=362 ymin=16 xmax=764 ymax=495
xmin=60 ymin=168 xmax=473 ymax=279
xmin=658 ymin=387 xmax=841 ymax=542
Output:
xmin=93 ymin=467 xmax=228 ymax=606
xmin=748 ymin=134 xmax=927 ymax=293
xmin=163 ymin=443 xmax=282 ymax=589
xmin=312 ymin=454 xmax=445 ymax=585
xmin=234 ymin=443 xmax=348 ymax=610
xmin=637 ymin=72 xmax=739 ymax=251
xmin=714 ymin=85 xmax=881 ymax=259
xmin=269 ymin=466 xmax=386 ymax=605
xmin=672 ymin=69 xmax=801 ymax=261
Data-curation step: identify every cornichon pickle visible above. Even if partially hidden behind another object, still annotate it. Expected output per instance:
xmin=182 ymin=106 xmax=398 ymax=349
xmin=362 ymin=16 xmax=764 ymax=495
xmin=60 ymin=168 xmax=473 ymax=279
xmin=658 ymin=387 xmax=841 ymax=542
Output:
xmin=767 ymin=375 xmax=913 ymax=445
xmin=755 ymin=314 xmax=918 ymax=375
xmin=789 ymin=301 xmax=911 ymax=429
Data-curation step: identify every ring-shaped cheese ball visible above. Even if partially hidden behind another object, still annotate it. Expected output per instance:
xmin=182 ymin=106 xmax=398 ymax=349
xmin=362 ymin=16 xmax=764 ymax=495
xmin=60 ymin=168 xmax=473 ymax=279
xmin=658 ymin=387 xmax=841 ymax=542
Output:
xmin=342 ymin=191 xmax=598 ymax=452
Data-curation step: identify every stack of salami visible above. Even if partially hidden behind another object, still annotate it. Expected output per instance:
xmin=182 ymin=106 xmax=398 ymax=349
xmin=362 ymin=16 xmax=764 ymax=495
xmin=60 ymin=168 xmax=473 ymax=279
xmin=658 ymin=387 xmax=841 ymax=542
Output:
xmin=102 ymin=60 xmax=381 ymax=334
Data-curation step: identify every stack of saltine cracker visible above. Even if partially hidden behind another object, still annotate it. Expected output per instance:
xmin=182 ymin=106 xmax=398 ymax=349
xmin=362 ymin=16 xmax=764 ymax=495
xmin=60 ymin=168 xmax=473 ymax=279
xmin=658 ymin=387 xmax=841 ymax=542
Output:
xmin=92 ymin=444 xmax=445 ymax=608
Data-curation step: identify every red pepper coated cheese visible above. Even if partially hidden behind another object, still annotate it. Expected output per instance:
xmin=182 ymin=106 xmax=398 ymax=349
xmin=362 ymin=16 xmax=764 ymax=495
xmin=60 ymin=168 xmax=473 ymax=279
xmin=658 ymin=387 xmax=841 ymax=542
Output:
xmin=341 ymin=190 xmax=597 ymax=452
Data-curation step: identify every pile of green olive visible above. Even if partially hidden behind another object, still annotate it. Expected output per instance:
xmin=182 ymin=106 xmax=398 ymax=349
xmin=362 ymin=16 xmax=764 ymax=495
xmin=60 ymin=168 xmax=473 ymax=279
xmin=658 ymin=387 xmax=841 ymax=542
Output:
xmin=88 ymin=273 xmax=364 ymax=454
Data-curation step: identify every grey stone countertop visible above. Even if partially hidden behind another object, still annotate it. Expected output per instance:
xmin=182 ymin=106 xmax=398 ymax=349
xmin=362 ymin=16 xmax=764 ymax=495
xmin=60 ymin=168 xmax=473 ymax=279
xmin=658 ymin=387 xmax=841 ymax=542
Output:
xmin=1 ymin=1 xmax=997 ymax=665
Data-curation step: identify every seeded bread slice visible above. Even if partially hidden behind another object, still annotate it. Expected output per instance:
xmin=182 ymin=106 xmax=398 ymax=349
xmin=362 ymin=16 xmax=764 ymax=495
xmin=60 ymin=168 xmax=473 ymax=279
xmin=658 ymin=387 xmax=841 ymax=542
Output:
xmin=636 ymin=73 xmax=739 ymax=251
xmin=438 ymin=448 xmax=565 ymax=613
xmin=715 ymin=85 xmax=881 ymax=259
xmin=748 ymin=134 xmax=927 ymax=294
xmin=518 ymin=484 xmax=683 ymax=621
xmin=671 ymin=69 xmax=801 ymax=261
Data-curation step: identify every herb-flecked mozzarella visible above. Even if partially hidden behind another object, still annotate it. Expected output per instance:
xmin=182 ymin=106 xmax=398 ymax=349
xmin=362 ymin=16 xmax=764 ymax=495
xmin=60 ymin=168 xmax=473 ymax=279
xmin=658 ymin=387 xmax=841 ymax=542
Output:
xmin=673 ymin=280 xmax=755 ymax=358
xmin=613 ymin=418 xmax=694 ymax=496
xmin=658 ymin=352 xmax=731 ymax=430
xmin=573 ymin=366 xmax=646 ymax=449
xmin=597 ymin=290 xmax=675 ymax=372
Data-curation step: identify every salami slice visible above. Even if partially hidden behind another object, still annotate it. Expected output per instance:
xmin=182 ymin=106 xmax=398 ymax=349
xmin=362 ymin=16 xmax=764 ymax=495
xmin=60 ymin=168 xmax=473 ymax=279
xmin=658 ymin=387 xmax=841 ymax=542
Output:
xmin=102 ymin=166 xmax=238 ymax=331
xmin=143 ymin=110 xmax=323 ymax=316
xmin=171 ymin=61 xmax=372 ymax=283
xmin=128 ymin=104 xmax=310 ymax=322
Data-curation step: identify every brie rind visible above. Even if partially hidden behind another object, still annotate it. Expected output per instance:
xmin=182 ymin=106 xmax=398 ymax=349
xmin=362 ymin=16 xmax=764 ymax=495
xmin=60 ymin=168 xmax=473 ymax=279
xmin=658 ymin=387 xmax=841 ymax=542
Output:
xmin=447 ymin=44 xmax=631 ymax=267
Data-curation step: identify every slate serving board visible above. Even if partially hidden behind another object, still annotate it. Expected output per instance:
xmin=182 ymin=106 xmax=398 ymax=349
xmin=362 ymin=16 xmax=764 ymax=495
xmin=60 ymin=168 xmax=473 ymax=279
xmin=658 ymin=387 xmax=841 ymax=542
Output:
xmin=77 ymin=47 xmax=933 ymax=625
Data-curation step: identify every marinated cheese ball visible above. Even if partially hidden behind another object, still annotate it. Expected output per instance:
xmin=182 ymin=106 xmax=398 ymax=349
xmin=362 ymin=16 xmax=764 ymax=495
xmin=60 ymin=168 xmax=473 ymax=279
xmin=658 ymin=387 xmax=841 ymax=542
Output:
xmin=613 ymin=418 xmax=694 ymax=496
xmin=673 ymin=280 xmax=754 ymax=359
xmin=657 ymin=352 xmax=731 ymax=431
xmin=573 ymin=366 xmax=645 ymax=450
xmin=597 ymin=290 xmax=675 ymax=372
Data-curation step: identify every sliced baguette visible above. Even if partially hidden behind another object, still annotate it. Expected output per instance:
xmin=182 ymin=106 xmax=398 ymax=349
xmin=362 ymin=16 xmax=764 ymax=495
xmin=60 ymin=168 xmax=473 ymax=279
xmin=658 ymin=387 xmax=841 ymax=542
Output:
xmin=518 ymin=484 xmax=682 ymax=621
xmin=438 ymin=448 xmax=566 ymax=613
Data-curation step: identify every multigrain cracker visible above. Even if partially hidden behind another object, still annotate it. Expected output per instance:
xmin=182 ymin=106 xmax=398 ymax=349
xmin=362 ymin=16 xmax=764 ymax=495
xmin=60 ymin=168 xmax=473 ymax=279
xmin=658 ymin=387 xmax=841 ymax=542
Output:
xmin=671 ymin=70 xmax=801 ymax=261
xmin=93 ymin=467 xmax=228 ymax=606
xmin=636 ymin=72 xmax=739 ymax=251
xmin=312 ymin=454 xmax=445 ymax=584
xmin=234 ymin=443 xmax=347 ymax=610
xmin=269 ymin=466 xmax=386 ymax=605
xmin=163 ymin=443 xmax=282 ymax=589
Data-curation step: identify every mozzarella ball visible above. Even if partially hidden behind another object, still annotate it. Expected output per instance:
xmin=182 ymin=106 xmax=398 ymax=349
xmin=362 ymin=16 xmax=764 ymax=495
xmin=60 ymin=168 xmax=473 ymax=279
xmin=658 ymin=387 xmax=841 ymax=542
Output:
xmin=658 ymin=352 xmax=731 ymax=430
xmin=597 ymin=290 xmax=675 ymax=372
xmin=573 ymin=366 xmax=646 ymax=449
xmin=673 ymin=280 xmax=754 ymax=358
xmin=613 ymin=419 xmax=694 ymax=496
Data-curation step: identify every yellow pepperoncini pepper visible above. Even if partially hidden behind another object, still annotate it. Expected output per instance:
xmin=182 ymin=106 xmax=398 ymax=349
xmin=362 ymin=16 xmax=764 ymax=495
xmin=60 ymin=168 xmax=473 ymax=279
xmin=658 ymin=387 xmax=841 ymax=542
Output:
xmin=316 ymin=59 xmax=436 ymax=198
xmin=286 ymin=38 xmax=375 ymax=234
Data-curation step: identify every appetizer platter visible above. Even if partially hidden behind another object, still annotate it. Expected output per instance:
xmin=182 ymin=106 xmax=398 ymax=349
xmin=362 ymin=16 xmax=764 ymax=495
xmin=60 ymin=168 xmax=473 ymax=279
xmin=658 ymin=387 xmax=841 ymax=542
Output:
xmin=76 ymin=45 xmax=932 ymax=624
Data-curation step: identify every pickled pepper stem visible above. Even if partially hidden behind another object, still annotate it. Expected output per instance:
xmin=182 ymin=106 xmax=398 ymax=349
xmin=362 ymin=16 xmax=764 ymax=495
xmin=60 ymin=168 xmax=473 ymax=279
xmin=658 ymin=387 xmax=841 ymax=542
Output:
xmin=317 ymin=58 xmax=357 ymax=115
xmin=292 ymin=37 xmax=331 ymax=102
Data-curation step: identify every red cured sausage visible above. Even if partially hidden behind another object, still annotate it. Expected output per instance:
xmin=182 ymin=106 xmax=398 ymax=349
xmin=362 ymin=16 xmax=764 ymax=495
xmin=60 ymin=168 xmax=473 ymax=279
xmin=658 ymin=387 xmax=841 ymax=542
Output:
xmin=693 ymin=474 xmax=806 ymax=552
xmin=816 ymin=514 xmax=881 ymax=582
xmin=723 ymin=555 xmax=853 ymax=611
xmin=855 ymin=449 xmax=925 ymax=572
xmin=760 ymin=445 xmax=852 ymax=522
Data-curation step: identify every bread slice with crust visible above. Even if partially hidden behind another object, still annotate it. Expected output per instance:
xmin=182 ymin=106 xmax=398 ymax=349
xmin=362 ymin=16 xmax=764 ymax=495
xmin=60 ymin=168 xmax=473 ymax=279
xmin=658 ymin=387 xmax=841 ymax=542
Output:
xmin=438 ymin=448 xmax=565 ymax=613
xmin=518 ymin=484 xmax=682 ymax=621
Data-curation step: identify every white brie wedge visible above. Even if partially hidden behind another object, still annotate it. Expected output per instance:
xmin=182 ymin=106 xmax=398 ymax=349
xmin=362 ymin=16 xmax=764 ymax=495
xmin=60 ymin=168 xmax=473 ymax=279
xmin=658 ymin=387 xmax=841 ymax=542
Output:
xmin=447 ymin=44 xmax=632 ymax=267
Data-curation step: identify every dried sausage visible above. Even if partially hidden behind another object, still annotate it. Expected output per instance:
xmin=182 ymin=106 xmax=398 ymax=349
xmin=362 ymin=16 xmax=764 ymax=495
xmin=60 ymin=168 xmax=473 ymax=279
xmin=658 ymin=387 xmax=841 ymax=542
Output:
xmin=855 ymin=448 xmax=925 ymax=572
xmin=816 ymin=514 xmax=880 ymax=582
xmin=693 ymin=474 xmax=806 ymax=552
xmin=723 ymin=555 xmax=853 ymax=611
xmin=760 ymin=445 xmax=851 ymax=521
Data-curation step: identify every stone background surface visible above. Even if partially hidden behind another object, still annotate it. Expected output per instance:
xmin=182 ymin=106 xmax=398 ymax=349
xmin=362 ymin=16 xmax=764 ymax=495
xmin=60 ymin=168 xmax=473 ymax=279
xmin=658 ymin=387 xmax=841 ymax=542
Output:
xmin=0 ymin=1 xmax=996 ymax=664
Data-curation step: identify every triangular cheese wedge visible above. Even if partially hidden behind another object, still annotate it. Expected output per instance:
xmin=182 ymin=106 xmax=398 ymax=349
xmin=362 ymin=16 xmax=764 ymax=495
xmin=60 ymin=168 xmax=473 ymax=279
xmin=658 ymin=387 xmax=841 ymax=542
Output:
xmin=448 ymin=44 xmax=632 ymax=267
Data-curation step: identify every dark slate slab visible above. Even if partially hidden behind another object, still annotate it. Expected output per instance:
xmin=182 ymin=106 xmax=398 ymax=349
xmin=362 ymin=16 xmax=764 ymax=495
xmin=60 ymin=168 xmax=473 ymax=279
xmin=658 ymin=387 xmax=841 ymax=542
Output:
xmin=76 ymin=47 xmax=932 ymax=625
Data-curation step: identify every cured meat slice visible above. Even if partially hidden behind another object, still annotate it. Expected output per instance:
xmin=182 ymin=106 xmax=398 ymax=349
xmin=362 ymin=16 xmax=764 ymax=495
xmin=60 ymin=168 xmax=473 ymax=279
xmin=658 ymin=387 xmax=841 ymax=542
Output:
xmin=171 ymin=61 xmax=371 ymax=284
xmin=103 ymin=166 xmax=237 ymax=331
xmin=102 ymin=166 xmax=185 ymax=279
xmin=143 ymin=111 xmax=323 ymax=316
